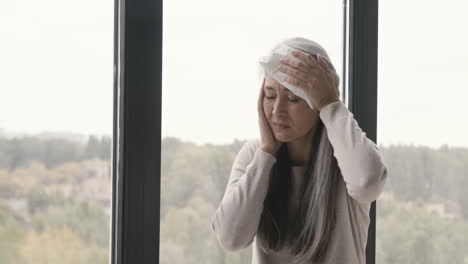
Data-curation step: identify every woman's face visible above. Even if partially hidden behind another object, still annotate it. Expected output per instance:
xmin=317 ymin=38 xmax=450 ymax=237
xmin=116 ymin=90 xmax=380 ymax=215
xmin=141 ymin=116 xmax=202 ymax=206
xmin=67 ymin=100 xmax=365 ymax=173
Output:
xmin=263 ymin=75 xmax=319 ymax=142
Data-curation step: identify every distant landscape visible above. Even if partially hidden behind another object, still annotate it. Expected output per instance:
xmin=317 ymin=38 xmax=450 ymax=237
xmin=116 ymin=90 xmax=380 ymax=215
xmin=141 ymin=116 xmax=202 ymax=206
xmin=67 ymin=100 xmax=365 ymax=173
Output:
xmin=0 ymin=131 xmax=467 ymax=263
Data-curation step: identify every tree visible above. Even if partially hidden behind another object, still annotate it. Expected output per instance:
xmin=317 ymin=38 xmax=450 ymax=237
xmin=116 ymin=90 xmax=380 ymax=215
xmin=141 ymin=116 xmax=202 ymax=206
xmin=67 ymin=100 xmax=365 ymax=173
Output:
xmin=0 ymin=201 xmax=26 ymax=264
xmin=19 ymin=226 xmax=92 ymax=264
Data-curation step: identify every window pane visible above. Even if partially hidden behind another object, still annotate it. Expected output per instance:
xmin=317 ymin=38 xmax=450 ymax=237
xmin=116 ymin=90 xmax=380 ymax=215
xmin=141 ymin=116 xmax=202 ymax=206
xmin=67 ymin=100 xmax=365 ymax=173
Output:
xmin=376 ymin=1 xmax=468 ymax=263
xmin=0 ymin=1 xmax=113 ymax=263
xmin=161 ymin=0 xmax=343 ymax=262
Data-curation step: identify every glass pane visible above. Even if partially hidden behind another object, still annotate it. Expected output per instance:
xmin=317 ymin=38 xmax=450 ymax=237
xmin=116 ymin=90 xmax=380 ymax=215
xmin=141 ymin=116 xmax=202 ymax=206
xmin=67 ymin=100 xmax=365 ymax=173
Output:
xmin=376 ymin=1 xmax=468 ymax=263
xmin=0 ymin=1 xmax=113 ymax=263
xmin=161 ymin=0 xmax=343 ymax=262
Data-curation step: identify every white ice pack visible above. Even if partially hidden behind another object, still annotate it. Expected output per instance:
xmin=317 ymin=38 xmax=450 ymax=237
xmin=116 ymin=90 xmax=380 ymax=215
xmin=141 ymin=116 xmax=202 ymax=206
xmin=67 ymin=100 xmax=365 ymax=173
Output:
xmin=258 ymin=43 xmax=316 ymax=110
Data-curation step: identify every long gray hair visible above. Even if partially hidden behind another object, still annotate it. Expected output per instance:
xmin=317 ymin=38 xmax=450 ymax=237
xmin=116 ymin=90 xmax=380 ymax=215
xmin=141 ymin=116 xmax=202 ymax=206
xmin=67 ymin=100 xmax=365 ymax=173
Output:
xmin=256 ymin=37 xmax=342 ymax=263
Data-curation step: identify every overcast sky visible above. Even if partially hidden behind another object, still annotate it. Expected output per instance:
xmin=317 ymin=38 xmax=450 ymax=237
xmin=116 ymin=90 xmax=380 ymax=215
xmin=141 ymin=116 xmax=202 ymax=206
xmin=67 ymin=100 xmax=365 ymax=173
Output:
xmin=0 ymin=0 xmax=467 ymax=149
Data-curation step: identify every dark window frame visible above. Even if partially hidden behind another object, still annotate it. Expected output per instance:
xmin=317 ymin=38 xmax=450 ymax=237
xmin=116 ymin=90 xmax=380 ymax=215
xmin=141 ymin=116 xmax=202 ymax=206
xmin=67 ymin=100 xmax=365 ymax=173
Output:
xmin=110 ymin=0 xmax=378 ymax=263
xmin=346 ymin=1 xmax=379 ymax=264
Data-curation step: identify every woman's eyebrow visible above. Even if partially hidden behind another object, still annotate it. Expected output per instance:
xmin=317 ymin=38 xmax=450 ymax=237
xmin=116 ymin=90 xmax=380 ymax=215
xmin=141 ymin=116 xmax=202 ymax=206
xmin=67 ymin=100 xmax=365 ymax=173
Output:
xmin=264 ymin=85 xmax=289 ymax=92
xmin=265 ymin=86 xmax=296 ymax=97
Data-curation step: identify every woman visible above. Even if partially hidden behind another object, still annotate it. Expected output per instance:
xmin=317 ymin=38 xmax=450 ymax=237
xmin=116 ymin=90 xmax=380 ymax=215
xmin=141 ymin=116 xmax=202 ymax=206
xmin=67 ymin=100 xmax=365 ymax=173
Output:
xmin=211 ymin=37 xmax=388 ymax=264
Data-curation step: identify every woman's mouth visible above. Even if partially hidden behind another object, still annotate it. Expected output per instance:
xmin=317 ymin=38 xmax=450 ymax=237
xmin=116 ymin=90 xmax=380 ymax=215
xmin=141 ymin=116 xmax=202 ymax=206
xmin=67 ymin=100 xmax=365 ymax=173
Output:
xmin=273 ymin=123 xmax=290 ymax=129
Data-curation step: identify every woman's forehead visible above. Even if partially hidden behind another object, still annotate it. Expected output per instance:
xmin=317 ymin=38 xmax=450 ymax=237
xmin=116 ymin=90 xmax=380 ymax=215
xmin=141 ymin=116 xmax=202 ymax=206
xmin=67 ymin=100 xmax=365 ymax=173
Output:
xmin=264 ymin=77 xmax=291 ymax=93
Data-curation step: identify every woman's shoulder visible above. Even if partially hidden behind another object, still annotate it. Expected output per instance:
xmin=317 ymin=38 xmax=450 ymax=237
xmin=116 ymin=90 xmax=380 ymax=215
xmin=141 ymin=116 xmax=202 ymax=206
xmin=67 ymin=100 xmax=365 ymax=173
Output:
xmin=237 ymin=138 xmax=262 ymax=159
xmin=246 ymin=138 xmax=261 ymax=149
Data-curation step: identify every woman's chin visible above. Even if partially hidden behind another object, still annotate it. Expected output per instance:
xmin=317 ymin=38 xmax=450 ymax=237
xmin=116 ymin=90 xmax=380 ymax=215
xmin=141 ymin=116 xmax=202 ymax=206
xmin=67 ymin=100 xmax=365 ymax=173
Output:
xmin=274 ymin=134 xmax=290 ymax=142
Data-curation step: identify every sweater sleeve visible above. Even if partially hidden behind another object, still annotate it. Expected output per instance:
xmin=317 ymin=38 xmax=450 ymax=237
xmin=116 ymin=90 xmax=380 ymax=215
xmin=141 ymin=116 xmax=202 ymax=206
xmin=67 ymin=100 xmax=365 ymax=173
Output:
xmin=319 ymin=101 xmax=388 ymax=204
xmin=211 ymin=140 xmax=277 ymax=251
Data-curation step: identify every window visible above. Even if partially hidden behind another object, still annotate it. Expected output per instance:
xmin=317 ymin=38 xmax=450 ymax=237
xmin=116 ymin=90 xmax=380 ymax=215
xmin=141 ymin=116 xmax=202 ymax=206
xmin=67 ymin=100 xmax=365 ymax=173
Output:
xmin=160 ymin=0 xmax=344 ymax=262
xmin=0 ymin=1 xmax=113 ymax=263
xmin=376 ymin=0 xmax=468 ymax=262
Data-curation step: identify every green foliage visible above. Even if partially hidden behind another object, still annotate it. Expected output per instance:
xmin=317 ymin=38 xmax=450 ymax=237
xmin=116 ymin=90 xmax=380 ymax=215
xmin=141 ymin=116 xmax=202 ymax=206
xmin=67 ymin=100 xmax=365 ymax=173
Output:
xmin=19 ymin=226 xmax=94 ymax=264
xmin=1 ymin=134 xmax=468 ymax=263
xmin=84 ymin=135 xmax=111 ymax=160
xmin=160 ymin=195 xmax=218 ymax=264
xmin=0 ymin=169 xmax=16 ymax=198
xmin=30 ymin=198 xmax=110 ymax=248
xmin=381 ymin=144 xmax=468 ymax=218
xmin=0 ymin=135 xmax=111 ymax=172
xmin=160 ymin=138 xmax=243 ymax=219
xmin=377 ymin=199 xmax=468 ymax=263
xmin=0 ymin=201 xmax=26 ymax=264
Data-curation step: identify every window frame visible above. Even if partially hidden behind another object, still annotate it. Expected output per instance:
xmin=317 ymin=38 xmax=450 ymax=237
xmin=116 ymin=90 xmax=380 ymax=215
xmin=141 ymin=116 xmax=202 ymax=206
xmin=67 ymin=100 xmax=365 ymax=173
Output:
xmin=111 ymin=0 xmax=163 ymax=262
xmin=110 ymin=0 xmax=379 ymax=263
xmin=346 ymin=1 xmax=379 ymax=264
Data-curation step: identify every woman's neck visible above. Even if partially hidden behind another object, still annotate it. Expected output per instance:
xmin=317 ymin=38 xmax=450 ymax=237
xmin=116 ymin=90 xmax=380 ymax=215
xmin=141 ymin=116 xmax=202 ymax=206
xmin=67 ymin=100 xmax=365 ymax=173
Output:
xmin=287 ymin=125 xmax=317 ymax=166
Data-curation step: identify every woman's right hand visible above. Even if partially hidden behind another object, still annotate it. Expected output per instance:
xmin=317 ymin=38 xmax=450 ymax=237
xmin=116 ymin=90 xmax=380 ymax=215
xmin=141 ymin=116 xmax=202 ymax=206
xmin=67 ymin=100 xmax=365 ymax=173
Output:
xmin=257 ymin=77 xmax=283 ymax=155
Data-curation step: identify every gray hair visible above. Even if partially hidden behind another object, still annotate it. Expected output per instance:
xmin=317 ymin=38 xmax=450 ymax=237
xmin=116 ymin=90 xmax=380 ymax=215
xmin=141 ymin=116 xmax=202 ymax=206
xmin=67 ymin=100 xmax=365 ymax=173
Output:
xmin=256 ymin=37 xmax=342 ymax=264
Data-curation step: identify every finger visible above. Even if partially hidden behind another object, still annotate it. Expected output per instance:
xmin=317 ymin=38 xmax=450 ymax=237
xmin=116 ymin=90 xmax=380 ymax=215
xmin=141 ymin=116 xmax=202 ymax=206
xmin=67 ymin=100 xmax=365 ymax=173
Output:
xmin=278 ymin=65 xmax=321 ymax=83
xmin=258 ymin=78 xmax=265 ymax=110
xmin=279 ymin=57 xmax=309 ymax=73
xmin=317 ymin=55 xmax=330 ymax=71
xmin=283 ymin=75 xmax=308 ymax=89
xmin=291 ymin=50 xmax=325 ymax=72
xmin=258 ymin=78 xmax=265 ymax=97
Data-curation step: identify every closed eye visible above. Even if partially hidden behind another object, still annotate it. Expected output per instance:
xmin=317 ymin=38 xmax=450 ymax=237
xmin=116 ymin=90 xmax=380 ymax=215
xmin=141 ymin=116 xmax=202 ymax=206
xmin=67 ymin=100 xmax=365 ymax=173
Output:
xmin=265 ymin=96 xmax=300 ymax=103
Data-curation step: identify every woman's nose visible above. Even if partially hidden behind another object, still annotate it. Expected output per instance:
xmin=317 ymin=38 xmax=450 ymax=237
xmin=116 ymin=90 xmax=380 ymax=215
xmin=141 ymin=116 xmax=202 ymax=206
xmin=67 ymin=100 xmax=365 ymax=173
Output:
xmin=272 ymin=98 xmax=288 ymax=114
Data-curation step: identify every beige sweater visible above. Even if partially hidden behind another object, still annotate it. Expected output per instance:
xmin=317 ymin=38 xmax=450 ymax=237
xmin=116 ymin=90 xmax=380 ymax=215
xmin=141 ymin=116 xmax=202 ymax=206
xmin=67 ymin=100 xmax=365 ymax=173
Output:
xmin=211 ymin=101 xmax=388 ymax=264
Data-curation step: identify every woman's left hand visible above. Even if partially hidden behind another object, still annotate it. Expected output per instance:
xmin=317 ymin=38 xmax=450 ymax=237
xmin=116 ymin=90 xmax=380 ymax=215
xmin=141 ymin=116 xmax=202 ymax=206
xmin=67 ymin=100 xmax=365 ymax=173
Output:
xmin=278 ymin=50 xmax=340 ymax=111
